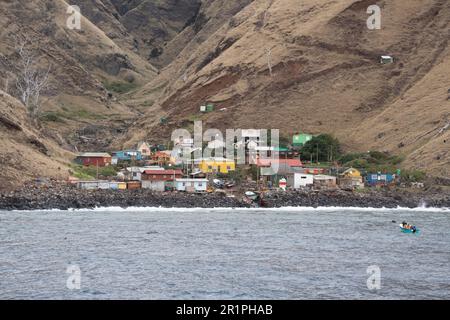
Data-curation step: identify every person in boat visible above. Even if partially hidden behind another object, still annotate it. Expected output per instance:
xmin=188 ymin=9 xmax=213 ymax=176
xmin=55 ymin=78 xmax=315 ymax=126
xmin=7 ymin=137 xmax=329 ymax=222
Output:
xmin=402 ymin=222 xmax=413 ymax=230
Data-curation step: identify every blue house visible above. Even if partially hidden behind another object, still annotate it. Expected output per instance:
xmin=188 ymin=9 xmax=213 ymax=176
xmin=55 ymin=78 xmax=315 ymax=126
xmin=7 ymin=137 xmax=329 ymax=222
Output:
xmin=112 ymin=150 xmax=143 ymax=162
xmin=366 ymin=173 xmax=395 ymax=186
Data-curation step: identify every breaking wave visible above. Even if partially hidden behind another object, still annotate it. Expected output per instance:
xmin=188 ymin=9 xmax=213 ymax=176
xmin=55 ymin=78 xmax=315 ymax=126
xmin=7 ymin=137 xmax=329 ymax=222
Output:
xmin=7 ymin=206 xmax=450 ymax=213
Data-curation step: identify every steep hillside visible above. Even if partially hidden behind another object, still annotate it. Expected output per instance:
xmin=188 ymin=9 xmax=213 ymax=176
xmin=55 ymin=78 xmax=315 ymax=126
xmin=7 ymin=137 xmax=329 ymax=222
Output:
xmin=0 ymin=0 xmax=448 ymax=185
xmin=0 ymin=0 xmax=157 ymax=151
xmin=0 ymin=90 xmax=72 ymax=191
xmin=122 ymin=0 xmax=449 ymax=176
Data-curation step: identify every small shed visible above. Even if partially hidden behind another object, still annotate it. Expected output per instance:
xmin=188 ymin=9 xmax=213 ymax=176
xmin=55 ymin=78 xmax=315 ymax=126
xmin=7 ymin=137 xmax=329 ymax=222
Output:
xmin=75 ymin=153 xmax=112 ymax=167
xmin=137 ymin=142 xmax=152 ymax=158
xmin=366 ymin=173 xmax=395 ymax=186
xmin=160 ymin=117 xmax=168 ymax=124
xmin=77 ymin=180 xmax=110 ymax=190
xmin=341 ymin=168 xmax=362 ymax=178
xmin=380 ymin=55 xmax=394 ymax=64
xmin=112 ymin=150 xmax=143 ymax=162
xmin=127 ymin=181 xmax=142 ymax=190
xmin=200 ymin=103 xmax=215 ymax=113
xmin=141 ymin=180 xmax=165 ymax=192
xmin=141 ymin=169 xmax=183 ymax=192
xmin=338 ymin=167 xmax=364 ymax=189
xmin=313 ymin=175 xmax=337 ymax=189
xmin=109 ymin=182 xmax=127 ymax=190
xmin=289 ymin=173 xmax=314 ymax=189
xmin=175 ymin=179 xmax=208 ymax=193
xmin=293 ymin=133 xmax=313 ymax=147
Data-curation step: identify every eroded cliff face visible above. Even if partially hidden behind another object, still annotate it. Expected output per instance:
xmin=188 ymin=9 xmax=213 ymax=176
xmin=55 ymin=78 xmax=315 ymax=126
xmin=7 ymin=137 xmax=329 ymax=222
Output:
xmin=0 ymin=0 xmax=157 ymax=152
xmin=0 ymin=0 xmax=448 ymax=181
xmin=122 ymin=0 xmax=449 ymax=176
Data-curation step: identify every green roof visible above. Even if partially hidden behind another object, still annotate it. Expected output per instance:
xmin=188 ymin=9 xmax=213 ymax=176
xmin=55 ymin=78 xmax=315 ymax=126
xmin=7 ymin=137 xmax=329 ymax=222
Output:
xmin=273 ymin=147 xmax=289 ymax=152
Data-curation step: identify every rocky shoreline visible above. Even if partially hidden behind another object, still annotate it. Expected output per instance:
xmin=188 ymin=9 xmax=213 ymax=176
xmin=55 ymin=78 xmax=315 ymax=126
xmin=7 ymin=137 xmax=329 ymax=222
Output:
xmin=0 ymin=182 xmax=449 ymax=211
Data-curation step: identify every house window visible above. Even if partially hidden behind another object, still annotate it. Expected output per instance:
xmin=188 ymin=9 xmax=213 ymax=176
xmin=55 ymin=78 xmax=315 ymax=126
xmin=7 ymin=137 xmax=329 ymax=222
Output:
xmin=208 ymin=166 xmax=213 ymax=170
xmin=198 ymin=183 xmax=203 ymax=187
xmin=227 ymin=166 xmax=231 ymax=170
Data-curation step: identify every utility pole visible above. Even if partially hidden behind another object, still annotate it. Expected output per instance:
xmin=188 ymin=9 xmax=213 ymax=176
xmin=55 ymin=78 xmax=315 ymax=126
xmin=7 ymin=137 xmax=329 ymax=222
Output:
xmin=330 ymin=145 xmax=333 ymax=162
xmin=256 ymin=163 xmax=259 ymax=191
xmin=316 ymin=144 xmax=319 ymax=163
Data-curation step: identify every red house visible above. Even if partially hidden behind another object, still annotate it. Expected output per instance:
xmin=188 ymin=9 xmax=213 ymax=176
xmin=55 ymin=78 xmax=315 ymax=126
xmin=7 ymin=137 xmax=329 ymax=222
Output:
xmin=75 ymin=153 xmax=112 ymax=167
xmin=141 ymin=169 xmax=183 ymax=191
xmin=141 ymin=170 xmax=183 ymax=181
xmin=256 ymin=158 xmax=303 ymax=168
xmin=257 ymin=158 xmax=303 ymax=176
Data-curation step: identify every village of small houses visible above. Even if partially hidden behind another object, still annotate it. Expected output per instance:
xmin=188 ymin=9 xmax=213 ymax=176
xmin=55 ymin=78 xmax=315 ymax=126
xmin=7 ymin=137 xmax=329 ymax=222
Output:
xmin=69 ymin=127 xmax=421 ymax=204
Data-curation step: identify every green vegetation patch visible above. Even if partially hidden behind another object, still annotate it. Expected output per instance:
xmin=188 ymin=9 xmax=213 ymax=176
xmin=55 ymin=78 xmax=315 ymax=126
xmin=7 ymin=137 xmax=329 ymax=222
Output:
xmin=56 ymin=103 xmax=106 ymax=121
xmin=400 ymin=169 xmax=427 ymax=182
xmin=71 ymin=165 xmax=118 ymax=180
xmin=301 ymin=134 xmax=341 ymax=162
xmin=39 ymin=111 xmax=66 ymax=123
xmin=103 ymin=81 xmax=139 ymax=94
xmin=338 ymin=151 xmax=405 ymax=173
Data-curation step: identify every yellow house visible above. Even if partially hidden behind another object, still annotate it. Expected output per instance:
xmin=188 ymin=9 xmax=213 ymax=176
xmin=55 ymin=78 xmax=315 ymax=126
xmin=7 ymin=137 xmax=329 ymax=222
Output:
xmin=339 ymin=168 xmax=364 ymax=190
xmin=341 ymin=168 xmax=361 ymax=178
xmin=197 ymin=158 xmax=236 ymax=174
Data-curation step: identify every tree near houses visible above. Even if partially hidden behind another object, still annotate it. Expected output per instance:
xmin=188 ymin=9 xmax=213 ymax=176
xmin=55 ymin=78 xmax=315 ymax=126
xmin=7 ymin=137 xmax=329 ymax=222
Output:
xmin=301 ymin=134 xmax=341 ymax=163
xmin=14 ymin=37 xmax=51 ymax=126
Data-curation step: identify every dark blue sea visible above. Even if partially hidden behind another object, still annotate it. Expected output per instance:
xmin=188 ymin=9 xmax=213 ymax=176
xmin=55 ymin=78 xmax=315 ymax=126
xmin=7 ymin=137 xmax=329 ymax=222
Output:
xmin=1 ymin=207 xmax=449 ymax=299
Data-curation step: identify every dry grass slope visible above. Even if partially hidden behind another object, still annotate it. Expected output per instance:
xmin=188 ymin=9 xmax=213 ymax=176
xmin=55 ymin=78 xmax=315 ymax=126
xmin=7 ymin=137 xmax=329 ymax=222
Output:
xmin=0 ymin=90 xmax=72 ymax=191
xmin=123 ymin=0 xmax=449 ymax=176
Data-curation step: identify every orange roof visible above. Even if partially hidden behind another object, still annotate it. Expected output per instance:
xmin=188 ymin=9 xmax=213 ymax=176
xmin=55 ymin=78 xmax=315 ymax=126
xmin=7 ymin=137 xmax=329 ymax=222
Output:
xmin=153 ymin=151 xmax=171 ymax=157
xmin=256 ymin=158 xmax=303 ymax=167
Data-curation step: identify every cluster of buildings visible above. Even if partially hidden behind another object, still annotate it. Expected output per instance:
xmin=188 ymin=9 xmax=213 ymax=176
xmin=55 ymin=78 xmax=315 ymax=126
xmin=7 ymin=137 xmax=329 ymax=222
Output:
xmin=72 ymin=136 xmax=399 ymax=193
xmin=73 ymin=140 xmax=237 ymax=192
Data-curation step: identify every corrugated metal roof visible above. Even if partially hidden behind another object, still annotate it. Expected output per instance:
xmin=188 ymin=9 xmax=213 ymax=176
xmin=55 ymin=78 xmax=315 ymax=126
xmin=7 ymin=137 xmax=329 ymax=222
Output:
xmin=313 ymin=175 xmax=336 ymax=180
xmin=78 ymin=153 xmax=111 ymax=158
xmin=143 ymin=170 xmax=183 ymax=175
xmin=257 ymin=159 xmax=303 ymax=167
xmin=176 ymin=179 xmax=208 ymax=182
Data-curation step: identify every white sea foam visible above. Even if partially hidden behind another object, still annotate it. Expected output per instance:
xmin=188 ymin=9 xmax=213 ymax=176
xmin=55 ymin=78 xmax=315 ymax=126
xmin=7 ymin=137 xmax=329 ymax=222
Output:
xmin=7 ymin=205 xmax=450 ymax=213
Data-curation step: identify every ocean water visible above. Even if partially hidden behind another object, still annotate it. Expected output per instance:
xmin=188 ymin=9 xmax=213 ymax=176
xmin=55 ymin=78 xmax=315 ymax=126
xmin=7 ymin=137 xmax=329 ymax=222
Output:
xmin=0 ymin=207 xmax=449 ymax=300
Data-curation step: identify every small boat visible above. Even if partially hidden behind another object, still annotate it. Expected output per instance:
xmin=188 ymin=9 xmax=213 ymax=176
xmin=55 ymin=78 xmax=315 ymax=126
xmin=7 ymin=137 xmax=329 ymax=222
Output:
xmin=213 ymin=179 xmax=225 ymax=189
xmin=399 ymin=224 xmax=420 ymax=234
xmin=244 ymin=191 xmax=258 ymax=201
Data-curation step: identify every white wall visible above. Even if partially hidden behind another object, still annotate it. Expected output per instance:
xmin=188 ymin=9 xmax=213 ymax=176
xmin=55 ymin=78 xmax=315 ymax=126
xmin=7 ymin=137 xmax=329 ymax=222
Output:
xmin=142 ymin=180 xmax=165 ymax=192
xmin=294 ymin=173 xmax=314 ymax=188
xmin=176 ymin=180 xmax=208 ymax=192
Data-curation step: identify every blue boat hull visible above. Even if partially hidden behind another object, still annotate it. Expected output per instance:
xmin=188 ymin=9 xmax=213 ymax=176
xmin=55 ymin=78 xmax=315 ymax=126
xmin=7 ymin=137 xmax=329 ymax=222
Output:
xmin=400 ymin=227 xmax=420 ymax=234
